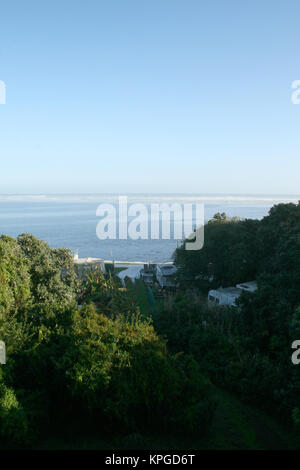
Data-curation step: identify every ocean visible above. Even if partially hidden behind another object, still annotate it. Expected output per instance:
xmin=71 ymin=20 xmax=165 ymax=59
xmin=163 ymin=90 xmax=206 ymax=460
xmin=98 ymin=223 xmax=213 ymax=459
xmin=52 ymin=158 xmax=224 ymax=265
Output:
xmin=0 ymin=194 xmax=299 ymax=262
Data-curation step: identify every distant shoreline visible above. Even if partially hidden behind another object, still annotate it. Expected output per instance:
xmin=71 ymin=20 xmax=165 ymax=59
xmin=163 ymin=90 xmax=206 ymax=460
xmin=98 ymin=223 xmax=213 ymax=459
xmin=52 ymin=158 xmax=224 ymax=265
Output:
xmin=104 ymin=260 xmax=174 ymax=265
xmin=0 ymin=193 xmax=299 ymax=205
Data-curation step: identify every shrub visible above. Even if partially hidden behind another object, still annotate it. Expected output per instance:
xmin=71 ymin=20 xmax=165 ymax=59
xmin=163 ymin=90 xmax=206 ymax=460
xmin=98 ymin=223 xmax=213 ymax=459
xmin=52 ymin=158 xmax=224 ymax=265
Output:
xmin=0 ymin=381 xmax=29 ymax=445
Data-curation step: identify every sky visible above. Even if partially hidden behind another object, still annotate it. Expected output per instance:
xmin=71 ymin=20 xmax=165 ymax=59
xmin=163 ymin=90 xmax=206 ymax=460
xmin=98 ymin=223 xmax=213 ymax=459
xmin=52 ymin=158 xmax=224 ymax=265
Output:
xmin=0 ymin=0 xmax=300 ymax=195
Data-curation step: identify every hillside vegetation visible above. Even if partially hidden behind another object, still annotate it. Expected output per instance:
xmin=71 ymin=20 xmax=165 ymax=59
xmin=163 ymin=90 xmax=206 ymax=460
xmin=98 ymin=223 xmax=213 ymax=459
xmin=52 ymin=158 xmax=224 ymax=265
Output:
xmin=0 ymin=234 xmax=214 ymax=447
xmin=0 ymin=202 xmax=299 ymax=449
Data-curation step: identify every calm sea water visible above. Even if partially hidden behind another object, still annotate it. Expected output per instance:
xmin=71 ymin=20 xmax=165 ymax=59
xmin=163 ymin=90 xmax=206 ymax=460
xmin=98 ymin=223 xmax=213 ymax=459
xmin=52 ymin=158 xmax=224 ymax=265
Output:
xmin=0 ymin=194 xmax=298 ymax=262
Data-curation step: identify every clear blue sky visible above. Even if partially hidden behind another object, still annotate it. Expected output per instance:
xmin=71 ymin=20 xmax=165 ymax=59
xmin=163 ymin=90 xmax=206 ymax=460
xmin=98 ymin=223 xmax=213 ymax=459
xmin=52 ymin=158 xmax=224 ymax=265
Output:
xmin=0 ymin=0 xmax=300 ymax=194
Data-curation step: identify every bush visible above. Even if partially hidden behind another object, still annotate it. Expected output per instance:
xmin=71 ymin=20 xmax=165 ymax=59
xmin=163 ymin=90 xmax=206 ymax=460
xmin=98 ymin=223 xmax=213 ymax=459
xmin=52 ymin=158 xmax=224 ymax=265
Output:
xmin=0 ymin=381 xmax=29 ymax=445
xmin=0 ymin=235 xmax=216 ymax=446
xmin=63 ymin=305 xmax=215 ymax=435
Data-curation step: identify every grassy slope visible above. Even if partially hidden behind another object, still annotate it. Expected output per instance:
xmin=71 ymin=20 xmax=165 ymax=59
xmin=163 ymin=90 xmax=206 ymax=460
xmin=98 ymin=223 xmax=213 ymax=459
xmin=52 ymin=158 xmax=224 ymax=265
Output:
xmin=124 ymin=278 xmax=152 ymax=316
xmin=199 ymin=388 xmax=297 ymax=450
xmin=37 ymin=387 xmax=297 ymax=450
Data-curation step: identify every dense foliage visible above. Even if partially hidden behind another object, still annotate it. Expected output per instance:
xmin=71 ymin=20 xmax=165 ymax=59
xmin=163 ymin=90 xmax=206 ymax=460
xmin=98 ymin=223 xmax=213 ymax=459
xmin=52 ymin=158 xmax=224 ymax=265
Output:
xmin=0 ymin=234 xmax=215 ymax=447
xmin=159 ymin=203 xmax=300 ymax=430
xmin=1 ymin=203 xmax=299 ymax=448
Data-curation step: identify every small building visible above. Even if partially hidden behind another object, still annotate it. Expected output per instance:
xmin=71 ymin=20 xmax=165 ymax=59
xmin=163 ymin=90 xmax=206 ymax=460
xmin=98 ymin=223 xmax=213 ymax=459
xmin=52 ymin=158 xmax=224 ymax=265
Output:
xmin=117 ymin=264 xmax=144 ymax=286
xmin=140 ymin=263 xmax=156 ymax=285
xmin=208 ymin=287 xmax=243 ymax=306
xmin=73 ymin=253 xmax=106 ymax=278
xmin=140 ymin=270 xmax=154 ymax=285
xmin=0 ymin=341 xmax=6 ymax=365
xmin=208 ymin=280 xmax=257 ymax=307
xmin=155 ymin=264 xmax=178 ymax=288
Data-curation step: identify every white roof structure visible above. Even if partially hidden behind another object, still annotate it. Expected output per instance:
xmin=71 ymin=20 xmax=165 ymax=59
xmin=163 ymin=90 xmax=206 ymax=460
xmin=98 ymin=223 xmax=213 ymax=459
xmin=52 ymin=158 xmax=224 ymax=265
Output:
xmin=235 ymin=281 xmax=257 ymax=292
xmin=208 ymin=280 xmax=257 ymax=307
xmin=117 ymin=264 xmax=143 ymax=286
xmin=208 ymin=287 xmax=242 ymax=306
xmin=156 ymin=264 xmax=178 ymax=276
xmin=74 ymin=256 xmax=104 ymax=266
xmin=156 ymin=264 xmax=178 ymax=288
xmin=73 ymin=255 xmax=106 ymax=276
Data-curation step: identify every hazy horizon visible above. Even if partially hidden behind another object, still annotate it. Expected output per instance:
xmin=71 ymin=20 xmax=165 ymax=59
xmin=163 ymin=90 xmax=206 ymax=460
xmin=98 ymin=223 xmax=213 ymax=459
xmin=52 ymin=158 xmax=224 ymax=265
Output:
xmin=0 ymin=192 xmax=300 ymax=197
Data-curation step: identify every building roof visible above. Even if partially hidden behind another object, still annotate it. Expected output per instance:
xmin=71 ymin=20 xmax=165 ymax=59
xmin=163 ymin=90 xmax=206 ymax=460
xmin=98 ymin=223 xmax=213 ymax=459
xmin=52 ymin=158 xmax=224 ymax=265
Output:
xmin=74 ymin=257 xmax=104 ymax=265
xmin=216 ymin=287 xmax=242 ymax=297
xmin=236 ymin=281 xmax=257 ymax=292
xmin=140 ymin=270 xmax=154 ymax=277
xmin=220 ymin=287 xmax=242 ymax=295
xmin=157 ymin=264 xmax=177 ymax=276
